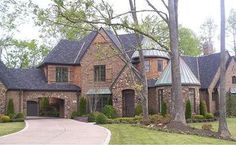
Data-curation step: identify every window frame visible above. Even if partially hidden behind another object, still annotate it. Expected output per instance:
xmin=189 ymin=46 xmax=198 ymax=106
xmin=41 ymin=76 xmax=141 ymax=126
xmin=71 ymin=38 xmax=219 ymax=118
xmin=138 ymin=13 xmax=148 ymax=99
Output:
xmin=232 ymin=76 xmax=236 ymax=84
xmin=94 ymin=65 xmax=106 ymax=82
xmin=55 ymin=67 xmax=69 ymax=82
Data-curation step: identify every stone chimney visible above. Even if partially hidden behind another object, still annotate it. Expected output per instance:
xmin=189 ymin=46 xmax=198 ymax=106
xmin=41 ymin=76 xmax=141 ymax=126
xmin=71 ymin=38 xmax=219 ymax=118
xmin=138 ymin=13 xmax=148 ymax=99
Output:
xmin=203 ymin=41 xmax=214 ymax=55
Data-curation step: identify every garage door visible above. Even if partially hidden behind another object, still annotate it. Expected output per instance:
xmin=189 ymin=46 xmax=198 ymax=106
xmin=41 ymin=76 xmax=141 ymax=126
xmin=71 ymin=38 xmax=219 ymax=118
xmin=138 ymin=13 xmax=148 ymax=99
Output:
xmin=27 ymin=101 xmax=38 ymax=116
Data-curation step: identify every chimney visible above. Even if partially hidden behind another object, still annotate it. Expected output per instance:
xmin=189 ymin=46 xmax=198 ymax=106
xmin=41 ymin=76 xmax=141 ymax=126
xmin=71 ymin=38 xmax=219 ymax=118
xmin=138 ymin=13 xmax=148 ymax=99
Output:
xmin=203 ymin=41 xmax=214 ymax=55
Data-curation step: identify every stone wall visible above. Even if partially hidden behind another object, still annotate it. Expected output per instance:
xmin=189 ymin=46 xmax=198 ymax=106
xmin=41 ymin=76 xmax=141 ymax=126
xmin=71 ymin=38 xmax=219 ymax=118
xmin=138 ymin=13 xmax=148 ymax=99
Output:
xmin=112 ymin=67 xmax=140 ymax=116
xmin=156 ymin=85 xmax=200 ymax=114
xmin=6 ymin=90 xmax=78 ymax=118
xmin=0 ymin=83 xmax=7 ymax=114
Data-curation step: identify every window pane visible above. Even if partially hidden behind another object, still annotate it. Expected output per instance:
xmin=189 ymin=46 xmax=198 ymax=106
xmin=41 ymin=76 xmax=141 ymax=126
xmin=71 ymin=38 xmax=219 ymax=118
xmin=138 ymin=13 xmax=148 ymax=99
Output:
xmin=157 ymin=60 xmax=163 ymax=72
xmin=144 ymin=61 xmax=150 ymax=72
xmin=188 ymin=88 xmax=195 ymax=112
xmin=94 ymin=65 xmax=106 ymax=82
xmin=56 ymin=67 xmax=68 ymax=82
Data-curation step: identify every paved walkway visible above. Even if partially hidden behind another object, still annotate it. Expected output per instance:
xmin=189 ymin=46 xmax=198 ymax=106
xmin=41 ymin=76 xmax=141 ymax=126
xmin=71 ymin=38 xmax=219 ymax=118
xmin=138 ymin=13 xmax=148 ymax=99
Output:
xmin=0 ymin=118 xmax=110 ymax=145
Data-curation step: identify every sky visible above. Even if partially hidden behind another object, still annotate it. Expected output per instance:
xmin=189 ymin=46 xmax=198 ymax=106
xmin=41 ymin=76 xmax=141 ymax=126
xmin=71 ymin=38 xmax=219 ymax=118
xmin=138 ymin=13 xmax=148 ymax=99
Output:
xmin=17 ymin=0 xmax=236 ymax=53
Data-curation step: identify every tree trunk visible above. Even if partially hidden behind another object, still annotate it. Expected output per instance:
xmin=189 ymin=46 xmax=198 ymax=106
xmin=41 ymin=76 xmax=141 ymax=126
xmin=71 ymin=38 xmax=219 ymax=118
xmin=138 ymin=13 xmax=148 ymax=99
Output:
xmin=129 ymin=0 xmax=149 ymax=122
xmin=218 ymin=0 xmax=231 ymax=138
xmin=168 ymin=0 xmax=185 ymax=123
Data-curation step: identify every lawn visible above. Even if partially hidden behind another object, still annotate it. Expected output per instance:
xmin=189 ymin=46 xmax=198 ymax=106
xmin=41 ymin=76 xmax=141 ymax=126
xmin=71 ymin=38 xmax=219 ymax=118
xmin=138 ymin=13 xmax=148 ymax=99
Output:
xmin=103 ymin=123 xmax=236 ymax=144
xmin=190 ymin=118 xmax=236 ymax=139
xmin=0 ymin=122 xmax=25 ymax=136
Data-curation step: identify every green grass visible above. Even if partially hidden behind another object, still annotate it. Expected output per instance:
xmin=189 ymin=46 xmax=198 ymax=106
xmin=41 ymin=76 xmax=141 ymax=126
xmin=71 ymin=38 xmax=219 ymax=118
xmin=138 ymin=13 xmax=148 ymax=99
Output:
xmin=0 ymin=122 xmax=25 ymax=136
xmin=103 ymin=124 xmax=236 ymax=144
xmin=190 ymin=118 xmax=236 ymax=139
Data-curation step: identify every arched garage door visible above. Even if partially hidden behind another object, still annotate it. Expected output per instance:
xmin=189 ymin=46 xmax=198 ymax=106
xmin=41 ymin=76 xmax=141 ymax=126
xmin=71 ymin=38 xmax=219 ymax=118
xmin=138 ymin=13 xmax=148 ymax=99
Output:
xmin=27 ymin=101 xmax=39 ymax=116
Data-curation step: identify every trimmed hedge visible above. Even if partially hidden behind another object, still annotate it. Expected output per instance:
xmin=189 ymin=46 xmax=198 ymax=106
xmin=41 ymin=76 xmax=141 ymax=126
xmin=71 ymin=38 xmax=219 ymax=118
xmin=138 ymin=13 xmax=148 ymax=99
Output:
xmin=199 ymin=100 xmax=207 ymax=117
xmin=71 ymin=111 xmax=79 ymax=119
xmin=205 ymin=113 xmax=214 ymax=119
xmin=95 ymin=113 xmax=108 ymax=124
xmin=79 ymin=97 xmax=87 ymax=116
xmin=15 ymin=112 xmax=25 ymax=119
xmin=102 ymin=105 xmax=117 ymax=119
xmin=192 ymin=114 xmax=205 ymax=119
xmin=185 ymin=100 xmax=192 ymax=119
xmin=7 ymin=99 xmax=14 ymax=115
xmin=135 ymin=104 xmax=142 ymax=116
xmin=161 ymin=102 xmax=167 ymax=116
xmin=0 ymin=115 xmax=11 ymax=123
xmin=88 ymin=112 xmax=100 ymax=122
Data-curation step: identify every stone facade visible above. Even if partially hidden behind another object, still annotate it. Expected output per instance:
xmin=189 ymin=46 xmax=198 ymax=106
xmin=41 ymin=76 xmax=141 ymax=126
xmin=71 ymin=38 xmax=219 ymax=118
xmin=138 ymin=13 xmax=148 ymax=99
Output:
xmin=111 ymin=67 xmax=140 ymax=116
xmin=0 ymin=83 xmax=7 ymax=114
xmin=6 ymin=91 xmax=78 ymax=118
xmin=156 ymin=86 xmax=200 ymax=114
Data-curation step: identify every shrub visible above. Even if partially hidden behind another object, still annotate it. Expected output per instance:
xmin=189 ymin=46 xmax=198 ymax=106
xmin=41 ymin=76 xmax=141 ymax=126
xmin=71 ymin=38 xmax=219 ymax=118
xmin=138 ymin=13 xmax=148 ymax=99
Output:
xmin=95 ymin=113 xmax=108 ymax=124
xmin=200 ymin=100 xmax=207 ymax=117
xmin=202 ymin=124 xmax=213 ymax=131
xmin=12 ymin=118 xmax=25 ymax=122
xmin=71 ymin=111 xmax=79 ymax=119
xmin=226 ymin=93 xmax=236 ymax=117
xmin=1 ymin=115 xmax=11 ymax=123
xmin=102 ymin=105 xmax=117 ymax=119
xmin=135 ymin=104 xmax=142 ymax=116
xmin=8 ymin=113 xmax=15 ymax=119
xmin=150 ymin=114 xmax=163 ymax=124
xmin=7 ymin=99 xmax=14 ymax=115
xmin=15 ymin=112 xmax=25 ymax=119
xmin=205 ymin=113 xmax=214 ymax=119
xmin=192 ymin=114 xmax=205 ymax=119
xmin=79 ymin=97 xmax=87 ymax=116
xmin=113 ymin=116 xmax=142 ymax=124
xmin=88 ymin=112 xmax=100 ymax=122
xmin=161 ymin=102 xmax=167 ymax=116
xmin=185 ymin=100 xmax=192 ymax=119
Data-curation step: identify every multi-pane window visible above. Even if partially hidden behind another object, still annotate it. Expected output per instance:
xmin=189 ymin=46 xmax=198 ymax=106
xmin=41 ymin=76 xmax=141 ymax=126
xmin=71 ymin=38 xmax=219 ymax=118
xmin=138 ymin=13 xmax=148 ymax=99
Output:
xmin=56 ymin=67 xmax=68 ymax=82
xmin=158 ymin=89 xmax=163 ymax=113
xmin=232 ymin=76 xmax=236 ymax=84
xmin=157 ymin=60 xmax=163 ymax=72
xmin=144 ymin=60 xmax=150 ymax=72
xmin=188 ymin=88 xmax=195 ymax=113
xmin=96 ymin=95 xmax=109 ymax=112
xmin=94 ymin=65 xmax=106 ymax=82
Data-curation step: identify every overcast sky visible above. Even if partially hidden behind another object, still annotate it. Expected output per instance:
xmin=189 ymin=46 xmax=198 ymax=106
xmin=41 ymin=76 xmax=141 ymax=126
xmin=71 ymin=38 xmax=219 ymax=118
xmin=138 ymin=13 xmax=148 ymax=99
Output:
xmin=18 ymin=0 xmax=236 ymax=53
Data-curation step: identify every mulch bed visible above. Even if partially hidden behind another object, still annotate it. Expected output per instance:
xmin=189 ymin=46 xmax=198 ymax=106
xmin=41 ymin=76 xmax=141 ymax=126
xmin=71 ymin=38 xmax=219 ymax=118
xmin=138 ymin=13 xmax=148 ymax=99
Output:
xmin=136 ymin=121 xmax=235 ymax=142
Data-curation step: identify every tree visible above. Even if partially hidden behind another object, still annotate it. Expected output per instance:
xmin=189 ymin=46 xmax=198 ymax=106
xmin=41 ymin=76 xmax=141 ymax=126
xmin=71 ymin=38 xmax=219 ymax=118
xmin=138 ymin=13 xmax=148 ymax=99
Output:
xmin=179 ymin=27 xmax=201 ymax=56
xmin=218 ymin=0 xmax=231 ymax=139
xmin=7 ymin=98 xmax=14 ymax=115
xmin=227 ymin=9 xmax=236 ymax=56
xmin=200 ymin=18 xmax=217 ymax=44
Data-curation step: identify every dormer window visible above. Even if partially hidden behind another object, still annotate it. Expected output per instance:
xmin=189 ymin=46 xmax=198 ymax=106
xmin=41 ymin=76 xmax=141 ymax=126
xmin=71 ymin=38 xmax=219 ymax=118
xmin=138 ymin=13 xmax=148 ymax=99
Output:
xmin=56 ymin=67 xmax=68 ymax=82
xmin=157 ymin=60 xmax=163 ymax=72
xmin=144 ymin=60 xmax=150 ymax=72
xmin=232 ymin=76 xmax=236 ymax=84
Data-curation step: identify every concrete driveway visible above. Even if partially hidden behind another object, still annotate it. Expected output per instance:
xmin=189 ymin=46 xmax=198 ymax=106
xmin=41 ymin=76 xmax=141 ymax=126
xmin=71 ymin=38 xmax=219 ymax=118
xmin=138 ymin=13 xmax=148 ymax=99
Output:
xmin=0 ymin=118 xmax=110 ymax=145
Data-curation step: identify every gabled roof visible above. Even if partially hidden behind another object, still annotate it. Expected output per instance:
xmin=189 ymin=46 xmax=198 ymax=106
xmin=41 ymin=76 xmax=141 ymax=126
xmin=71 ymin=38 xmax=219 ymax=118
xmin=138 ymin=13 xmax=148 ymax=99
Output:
xmin=42 ymin=28 xmax=139 ymax=66
xmin=155 ymin=58 xmax=200 ymax=86
xmin=0 ymin=61 xmax=80 ymax=91
xmin=132 ymin=49 xmax=169 ymax=59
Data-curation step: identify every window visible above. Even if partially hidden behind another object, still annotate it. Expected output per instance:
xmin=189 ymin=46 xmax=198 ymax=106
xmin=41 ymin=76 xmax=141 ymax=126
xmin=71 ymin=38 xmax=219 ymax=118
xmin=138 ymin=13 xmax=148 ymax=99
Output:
xmin=158 ymin=89 xmax=163 ymax=113
xmin=94 ymin=65 xmax=106 ymax=82
xmin=157 ymin=60 xmax=163 ymax=72
xmin=232 ymin=76 xmax=236 ymax=84
xmin=56 ymin=67 xmax=68 ymax=82
xmin=96 ymin=95 xmax=109 ymax=112
xmin=144 ymin=60 xmax=150 ymax=72
xmin=188 ymin=88 xmax=196 ymax=113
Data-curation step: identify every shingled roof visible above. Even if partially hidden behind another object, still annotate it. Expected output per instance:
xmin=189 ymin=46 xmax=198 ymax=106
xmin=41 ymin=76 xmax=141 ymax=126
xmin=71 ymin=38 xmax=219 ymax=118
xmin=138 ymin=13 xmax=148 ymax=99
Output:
xmin=0 ymin=61 xmax=80 ymax=91
xmin=42 ymin=28 xmax=140 ymax=66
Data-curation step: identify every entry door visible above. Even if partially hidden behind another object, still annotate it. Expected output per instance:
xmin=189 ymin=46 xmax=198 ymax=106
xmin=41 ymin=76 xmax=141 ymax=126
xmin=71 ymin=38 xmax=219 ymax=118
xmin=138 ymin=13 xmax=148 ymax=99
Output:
xmin=122 ymin=90 xmax=135 ymax=117
xmin=27 ymin=101 xmax=38 ymax=116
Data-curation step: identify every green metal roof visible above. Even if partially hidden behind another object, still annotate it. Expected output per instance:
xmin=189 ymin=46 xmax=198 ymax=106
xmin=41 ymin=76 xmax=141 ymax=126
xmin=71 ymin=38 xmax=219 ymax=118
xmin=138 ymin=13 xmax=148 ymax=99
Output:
xmin=86 ymin=88 xmax=112 ymax=95
xmin=155 ymin=58 xmax=200 ymax=86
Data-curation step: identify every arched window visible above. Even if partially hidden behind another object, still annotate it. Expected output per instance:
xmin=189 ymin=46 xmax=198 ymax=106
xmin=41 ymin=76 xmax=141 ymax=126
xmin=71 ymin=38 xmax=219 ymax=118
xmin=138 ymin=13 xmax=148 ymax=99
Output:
xmin=232 ymin=76 xmax=236 ymax=84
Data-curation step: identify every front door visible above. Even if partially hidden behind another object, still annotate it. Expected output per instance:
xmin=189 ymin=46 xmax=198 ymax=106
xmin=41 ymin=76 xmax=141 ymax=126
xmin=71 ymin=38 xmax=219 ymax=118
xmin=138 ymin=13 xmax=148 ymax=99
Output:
xmin=27 ymin=101 xmax=38 ymax=116
xmin=122 ymin=90 xmax=135 ymax=117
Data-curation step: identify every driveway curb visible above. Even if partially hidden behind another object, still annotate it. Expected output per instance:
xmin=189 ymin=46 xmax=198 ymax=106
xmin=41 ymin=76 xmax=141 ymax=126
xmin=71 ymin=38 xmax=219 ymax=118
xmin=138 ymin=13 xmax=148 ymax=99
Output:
xmin=0 ymin=120 xmax=28 ymax=139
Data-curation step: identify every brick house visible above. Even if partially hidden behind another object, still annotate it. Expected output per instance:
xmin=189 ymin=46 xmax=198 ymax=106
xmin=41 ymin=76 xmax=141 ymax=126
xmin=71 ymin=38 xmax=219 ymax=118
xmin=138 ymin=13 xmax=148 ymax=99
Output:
xmin=0 ymin=27 xmax=235 ymax=118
